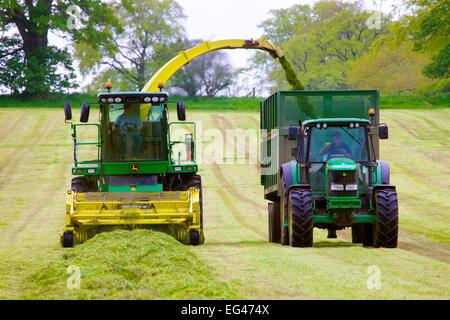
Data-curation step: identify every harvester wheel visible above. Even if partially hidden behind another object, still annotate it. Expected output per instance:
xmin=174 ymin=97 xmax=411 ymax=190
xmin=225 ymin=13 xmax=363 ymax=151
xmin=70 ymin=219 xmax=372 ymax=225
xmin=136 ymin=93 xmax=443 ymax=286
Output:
xmin=183 ymin=175 xmax=204 ymax=228
xmin=288 ymin=188 xmax=313 ymax=247
xmin=189 ymin=229 xmax=204 ymax=246
xmin=268 ymin=202 xmax=281 ymax=243
xmin=279 ymin=175 xmax=290 ymax=245
xmin=71 ymin=176 xmax=97 ymax=192
xmin=351 ymin=225 xmax=364 ymax=243
xmin=61 ymin=231 xmax=74 ymax=248
xmin=374 ymin=188 xmax=398 ymax=248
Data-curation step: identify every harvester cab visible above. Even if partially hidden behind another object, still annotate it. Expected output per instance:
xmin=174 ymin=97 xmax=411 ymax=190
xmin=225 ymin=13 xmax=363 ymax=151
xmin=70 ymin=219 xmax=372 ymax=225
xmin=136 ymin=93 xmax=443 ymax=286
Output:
xmin=262 ymin=90 xmax=398 ymax=248
xmin=61 ymin=85 xmax=204 ymax=247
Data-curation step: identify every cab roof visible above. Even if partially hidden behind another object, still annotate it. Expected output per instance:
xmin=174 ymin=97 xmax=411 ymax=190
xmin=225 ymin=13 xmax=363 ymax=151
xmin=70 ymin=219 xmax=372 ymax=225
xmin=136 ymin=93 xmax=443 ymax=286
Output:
xmin=303 ymin=118 xmax=371 ymax=126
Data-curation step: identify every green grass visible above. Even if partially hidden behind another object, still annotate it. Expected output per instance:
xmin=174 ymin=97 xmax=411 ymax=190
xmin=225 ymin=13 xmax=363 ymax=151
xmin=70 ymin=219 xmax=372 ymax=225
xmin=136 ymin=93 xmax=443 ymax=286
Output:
xmin=19 ymin=229 xmax=238 ymax=299
xmin=0 ymin=108 xmax=448 ymax=300
xmin=0 ymin=93 xmax=447 ymax=111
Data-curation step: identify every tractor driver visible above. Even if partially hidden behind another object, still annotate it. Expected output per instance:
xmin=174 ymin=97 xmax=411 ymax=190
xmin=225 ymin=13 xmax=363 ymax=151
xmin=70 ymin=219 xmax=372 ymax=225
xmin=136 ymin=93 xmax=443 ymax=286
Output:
xmin=112 ymin=104 xmax=144 ymax=159
xmin=320 ymin=131 xmax=351 ymax=159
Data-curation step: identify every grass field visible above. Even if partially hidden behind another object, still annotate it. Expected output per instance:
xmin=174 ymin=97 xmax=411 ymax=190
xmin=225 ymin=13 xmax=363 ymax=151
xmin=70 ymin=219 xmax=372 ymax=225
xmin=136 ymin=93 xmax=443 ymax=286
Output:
xmin=0 ymin=106 xmax=449 ymax=299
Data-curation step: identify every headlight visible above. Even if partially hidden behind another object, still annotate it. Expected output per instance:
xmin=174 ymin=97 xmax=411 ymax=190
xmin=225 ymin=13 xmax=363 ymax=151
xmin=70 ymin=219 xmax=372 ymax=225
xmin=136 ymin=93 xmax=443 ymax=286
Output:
xmin=152 ymin=96 xmax=159 ymax=103
xmin=114 ymin=97 xmax=122 ymax=103
xmin=107 ymin=98 xmax=114 ymax=103
xmin=159 ymin=97 xmax=166 ymax=103
xmin=349 ymin=122 xmax=354 ymax=128
xmin=346 ymin=184 xmax=358 ymax=191
xmin=355 ymin=122 xmax=360 ymax=128
xmin=143 ymin=97 xmax=151 ymax=103
xmin=330 ymin=184 xmax=344 ymax=191
xmin=100 ymin=98 xmax=106 ymax=103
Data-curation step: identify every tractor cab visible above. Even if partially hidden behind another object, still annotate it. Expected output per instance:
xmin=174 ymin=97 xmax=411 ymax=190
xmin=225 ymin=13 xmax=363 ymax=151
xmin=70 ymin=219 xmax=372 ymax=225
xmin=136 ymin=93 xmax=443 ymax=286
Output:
xmin=301 ymin=118 xmax=372 ymax=196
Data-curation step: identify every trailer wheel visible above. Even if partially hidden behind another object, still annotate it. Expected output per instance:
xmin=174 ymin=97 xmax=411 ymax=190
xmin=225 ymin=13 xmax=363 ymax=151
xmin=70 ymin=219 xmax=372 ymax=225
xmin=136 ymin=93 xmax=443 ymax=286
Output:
xmin=268 ymin=202 xmax=281 ymax=243
xmin=374 ymin=188 xmax=398 ymax=248
xmin=279 ymin=175 xmax=290 ymax=245
xmin=362 ymin=224 xmax=374 ymax=247
xmin=288 ymin=188 xmax=313 ymax=247
xmin=61 ymin=230 xmax=74 ymax=248
xmin=351 ymin=225 xmax=364 ymax=243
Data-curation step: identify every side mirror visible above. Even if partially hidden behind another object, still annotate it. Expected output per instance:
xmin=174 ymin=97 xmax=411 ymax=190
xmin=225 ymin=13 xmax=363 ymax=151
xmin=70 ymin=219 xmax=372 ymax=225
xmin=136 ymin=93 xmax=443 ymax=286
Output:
xmin=288 ymin=126 xmax=299 ymax=140
xmin=80 ymin=103 xmax=90 ymax=123
xmin=64 ymin=102 xmax=72 ymax=121
xmin=379 ymin=125 xmax=388 ymax=139
xmin=177 ymin=102 xmax=186 ymax=121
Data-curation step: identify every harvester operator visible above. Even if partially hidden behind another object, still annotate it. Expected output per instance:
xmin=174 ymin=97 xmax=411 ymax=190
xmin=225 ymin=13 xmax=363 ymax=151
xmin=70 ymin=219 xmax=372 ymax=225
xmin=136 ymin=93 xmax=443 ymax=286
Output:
xmin=112 ymin=104 xmax=144 ymax=159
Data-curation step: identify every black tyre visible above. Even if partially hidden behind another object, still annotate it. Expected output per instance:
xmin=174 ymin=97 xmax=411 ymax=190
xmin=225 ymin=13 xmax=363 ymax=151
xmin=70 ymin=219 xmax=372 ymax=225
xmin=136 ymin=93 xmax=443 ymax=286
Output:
xmin=189 ymin=229 xmax=203 ymax=246
xmin=288 ymin=188 xmax=313 ymax=247
xmin=61 ymin=231 xmax=74 ymax=248
xmin=351 ymin=225 xmax=364 ymax=243
xmin=279 ymin=175 xmax=290 ymax=245
xmin=71 ymin=176 xmax=97 ymax=192
xmin=268 ymin=202 xmax=281 ymax=243
xmin=374 ymin=188 xmax=398 ymax=248
xmin=362 ymin=224 xmax=374 ymax=247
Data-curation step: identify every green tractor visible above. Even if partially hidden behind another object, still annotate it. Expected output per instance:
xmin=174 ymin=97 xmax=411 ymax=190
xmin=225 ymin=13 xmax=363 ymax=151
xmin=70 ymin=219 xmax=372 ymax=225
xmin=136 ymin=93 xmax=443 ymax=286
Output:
xmin=261 ymin=90 xmax=398 ymax=248
xmin=61 ymin=84 xmax=203 ymax=247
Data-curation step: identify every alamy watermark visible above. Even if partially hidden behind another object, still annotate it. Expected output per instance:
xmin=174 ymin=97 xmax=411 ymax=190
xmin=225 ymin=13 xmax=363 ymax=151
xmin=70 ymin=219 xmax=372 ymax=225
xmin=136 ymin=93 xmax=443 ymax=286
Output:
xmin=67 ymin=265 xmax=81 ymax=290
xmin=366 ymin=265 xmax=382 ymax=290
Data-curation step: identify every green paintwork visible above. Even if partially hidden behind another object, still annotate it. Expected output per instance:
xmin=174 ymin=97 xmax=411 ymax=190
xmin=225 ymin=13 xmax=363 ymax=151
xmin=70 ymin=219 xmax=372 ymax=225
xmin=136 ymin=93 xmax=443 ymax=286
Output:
xmin=313 ymin=214 xmax=376 ymax=224
xmin=70 ymin=91 xmax=199 ymax=195
xmin=326 ymin=196 xmax=361 ymax=209
xmin=109 ymin=184 xmax=163 ymax=192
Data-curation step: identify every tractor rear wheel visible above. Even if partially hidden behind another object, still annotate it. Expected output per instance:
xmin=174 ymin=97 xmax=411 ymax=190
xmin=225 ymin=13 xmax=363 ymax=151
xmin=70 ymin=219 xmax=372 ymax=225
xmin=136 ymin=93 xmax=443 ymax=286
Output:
xmin=374 ymin=188 xmax=398 ymax=248
xmin=268 ymin=202 xmax=281 ymax=243
xmin=288 ymin=188 xmax=313 ymax=247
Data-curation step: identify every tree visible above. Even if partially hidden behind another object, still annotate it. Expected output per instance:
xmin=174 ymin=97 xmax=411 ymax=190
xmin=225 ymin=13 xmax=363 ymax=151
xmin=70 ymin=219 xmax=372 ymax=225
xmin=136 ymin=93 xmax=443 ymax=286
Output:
xmin=170 ymin=39 xmax=235 ymax=96
xmin=403 ymin=0 xmax=450 ymax=79
xmin=76 ymin=0 xmax=185 ymax=91
xmin=0 ymin=0 xmax=119 ymax=97
xmin=251 ymin=0 xmax=391 ymax=90
xmin=348 ymin=40 xmax=432 ymax=95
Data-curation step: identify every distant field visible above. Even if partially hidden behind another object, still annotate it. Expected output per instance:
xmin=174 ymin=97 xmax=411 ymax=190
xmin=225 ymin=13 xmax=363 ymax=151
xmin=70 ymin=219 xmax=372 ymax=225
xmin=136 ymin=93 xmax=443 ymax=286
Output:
xmin=0 ymin=93 xmax=448 ymax=111
xmin=0 ymin=107 xmax=449 ymax=299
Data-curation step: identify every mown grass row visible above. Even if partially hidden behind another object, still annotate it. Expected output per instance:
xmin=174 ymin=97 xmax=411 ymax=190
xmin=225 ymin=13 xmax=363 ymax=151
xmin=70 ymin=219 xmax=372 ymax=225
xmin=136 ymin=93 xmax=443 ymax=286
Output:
xmin=0 ymin=93 xmax=448 ymax=110
xmin=20 ymin=229 xmax=239 ymax=299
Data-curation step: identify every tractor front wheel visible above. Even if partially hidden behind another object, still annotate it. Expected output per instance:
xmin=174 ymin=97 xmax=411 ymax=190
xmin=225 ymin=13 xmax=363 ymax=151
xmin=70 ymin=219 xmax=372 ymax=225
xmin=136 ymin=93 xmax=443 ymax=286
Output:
xmin=288 ymin=188 xmax=313 ymax=247
xmin=374 ymin=188 xmax=399 ymax=248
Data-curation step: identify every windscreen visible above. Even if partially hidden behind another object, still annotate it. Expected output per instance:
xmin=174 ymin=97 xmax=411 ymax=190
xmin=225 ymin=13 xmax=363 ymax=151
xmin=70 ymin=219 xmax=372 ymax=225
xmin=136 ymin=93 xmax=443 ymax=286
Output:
xmin=101 ymin=103 xmax=168 ymax=161
xmin=308 ymin=126 xmax=369 ymax=163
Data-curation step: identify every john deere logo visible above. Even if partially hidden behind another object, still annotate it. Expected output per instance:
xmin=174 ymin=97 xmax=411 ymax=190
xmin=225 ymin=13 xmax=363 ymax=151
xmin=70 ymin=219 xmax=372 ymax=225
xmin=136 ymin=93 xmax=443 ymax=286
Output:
xmin=131 ymin=164 xmax=139 ymax=173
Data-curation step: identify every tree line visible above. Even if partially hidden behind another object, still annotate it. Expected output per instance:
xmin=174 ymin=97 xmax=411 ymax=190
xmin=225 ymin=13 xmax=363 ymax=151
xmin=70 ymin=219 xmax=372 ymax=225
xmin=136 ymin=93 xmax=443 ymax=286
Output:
xmin=0 ymin=0 xmax=448 ymax=98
